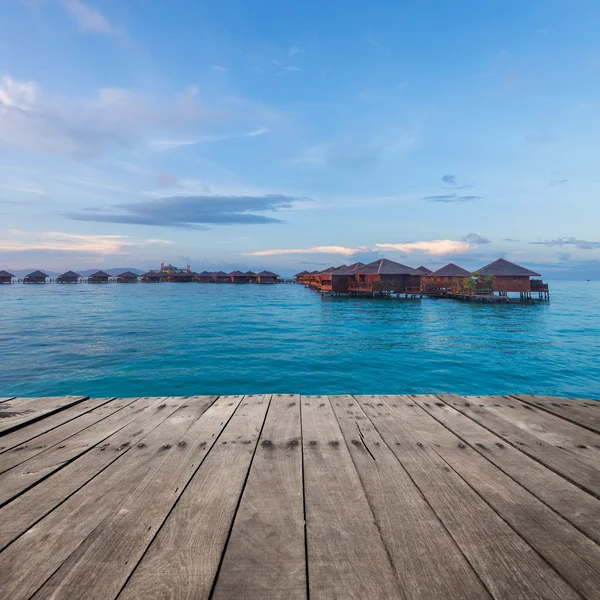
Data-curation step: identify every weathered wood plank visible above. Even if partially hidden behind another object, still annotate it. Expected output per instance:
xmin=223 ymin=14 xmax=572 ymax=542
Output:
xmin=330 ymin=395 xmax=490 ymax=600
xmin=0 ymin=396 xmax=186 ymax=550
xmin=355 ymin=395 xmax=579 ymax=600
xmin=476 ymin=395 xmax=600 ymax=470
xmin=0 ymin=396 xmax=88 ymax=435
xmin=0 ymin=398 xmax=15 ymax=404
xmin=0 ymin=396 xmax=206 ymax=600
xmin=396 ymin=395 xmax=600 ymax=600
xmin=0 ymin=397 xmax=116 ymax=454
xmin=440 ymin=394 xmax=600 ymax=498
xmin=212 ymin=394 xmax=306 ymax=600
xmin=514 ymin=394 xmax=600 ymax=434
xmin=0 ymin=397 xmax=134 ymax=474
xmin=0 ymin=396 xmax=165 ymax=506
xmin=420 ymin=395 xmax=600 ymax=545
xmin=31 ymin=395 xmax=233 ymax=600
xmin=301 ymin=395 xmax=403 ymax=600
xmin=117 ymin=394 xmax=271 ymax=600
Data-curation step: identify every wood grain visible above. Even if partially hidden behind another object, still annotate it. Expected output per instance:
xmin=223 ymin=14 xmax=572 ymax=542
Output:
xmin=330 ymin=394 xmax=490 ymax=600
xmin=31 ymin=395 xmax=228 ymax=600
xmin=440 ymin=394 xmax=600 ymax=498
xmin=514 ymin=394 xmax=600 ymax=434
xmin=356 ymin=395 xmax=579 ymax=600
xmin=0 ymin=396 xmax=87 ymax=435
xmin=212 ymin=394 xmax=306 ymax=600
xmin=0 ymin=396 xmax=184 ymax=550
xmin=0 ymin=396 xmax=198 ymax=600
xmin=302 ymin=395 xmax=403 ymax=600
xmin=396 ymin=394 xmax=600 ymax=600
xmin=117 ymin=394 xmax=271 ymax=600
xmin=0 ymin=396 xmax=115 ymax=454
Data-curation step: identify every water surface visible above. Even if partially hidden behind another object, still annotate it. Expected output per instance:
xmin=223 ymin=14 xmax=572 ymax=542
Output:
xmin=1 ymin=281 xmax=598 ymax=399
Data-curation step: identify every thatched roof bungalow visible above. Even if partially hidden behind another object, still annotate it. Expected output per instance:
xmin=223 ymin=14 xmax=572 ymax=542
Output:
xmin=256 ymin=270 xmax=280 ymax=284
xmin=169 ymin=271 xmax=196 ymax=282
xmin=426 ymin=263 xmax=471 ymax=292
xmin=88 ymin=271 xmax=111 ymax=284
xmin=57 ymin=270 xmax=81 ymax=284
xmin=476 ymin=258 xmax=543 ymax=293
xmin=196 ymin=271 xmax=214 ymax=283
xmin=347 ymin=259 xmax=421 ymax=296
xmin=212 ymin=271 xmax=230 ymax=283
xmin=141 ymin=271 xmax=163 ymax=283
xmin=116 ymin=271 xmax=139 ymax=283
xmin=229 ymin=270 xmax=252 ymax=283
xmin=24 ymin=270 xmax=49 ymax=284
xmin=0 ymin=270 xmax=15 ymax=284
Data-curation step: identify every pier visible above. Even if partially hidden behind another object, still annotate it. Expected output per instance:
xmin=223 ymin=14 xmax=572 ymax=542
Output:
xmin=1 ymin=393 xmax=598 ymax=599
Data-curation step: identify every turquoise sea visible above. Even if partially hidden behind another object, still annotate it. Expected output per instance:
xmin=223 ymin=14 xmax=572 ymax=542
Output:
xmin=1 ymin=281 xmax=599 ymax=399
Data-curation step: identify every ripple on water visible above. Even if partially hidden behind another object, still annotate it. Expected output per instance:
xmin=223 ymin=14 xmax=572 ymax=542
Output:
xmin=0 ymin=281 xmax=598 ymax=399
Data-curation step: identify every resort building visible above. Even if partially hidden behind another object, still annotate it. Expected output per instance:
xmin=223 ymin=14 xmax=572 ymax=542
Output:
xmin=24 ymin=270 xmax=49 ymax=284
xmin=57 ymin=270 xmax=81 ymax=284
xmin=196 ymin=271 xmax=214 ymax=283
xmin=346 ymin=259 xmax=422 ymax=296
xmin=255 ymin=270 xmax=280 ymax=284
xmin=115 ymin=271 xmax=139 ymax=283
xmin=212 ymin=271 xmax=230 ymax=283
xmin=245 ymin=271 xmax=257 ymax=282
xmin=141 ymin=271 xmax=163 ymax=283
xmin=0 ymin=270 xmax=15 ymax=284
xmin=415 ymin=266 xmax=433 ymax=276
xmin=229 ymin=270 xmax=253 ymax=284
xmin=476 ymin=258 xmax=549 ymax=298
xmin=294 ymin=271 xmax=309 ymax=283
xmin=88 ymin=271 xmax=111 ymax=284
xmin=169 ymin=271 xmax=196 ymax=282
xmin=424 ymin=263 xmax=472 ymax=294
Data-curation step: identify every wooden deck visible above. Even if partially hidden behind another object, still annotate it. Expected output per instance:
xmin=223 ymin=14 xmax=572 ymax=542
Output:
xmin=0 ymin=393 xmax=599 ymax=599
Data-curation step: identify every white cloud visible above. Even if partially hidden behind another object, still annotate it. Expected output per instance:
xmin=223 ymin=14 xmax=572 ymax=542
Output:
xmin=210 ymin=65 xmax=228 ymax=72
xmin=376 ymin=240 xmax=470 ymax=256
xmin=0 ymin=231 xmax=173 ymax=253
xmin=283 ymin=66 xmax=303 ymax=72
xmin=245 ymin=245 xmax=368 ymax=257
xmin=288 ymin=45 xmax=301 ymax=57
xmin=152 ymin=127 xmax=269 ymax=149
xmin=0 ymin=76 xmax=210 ymax=158
xmin=61 ymin=0 xmax=123 ymax=37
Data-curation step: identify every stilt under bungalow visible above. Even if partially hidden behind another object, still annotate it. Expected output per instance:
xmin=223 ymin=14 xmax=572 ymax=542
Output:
xmin=23 ymin=270 xmax=48 ymax=284
xmin=0 ymin=270 xmax=15 ymax=284
xmin=57 ymin=270 xmax=81 ymax=284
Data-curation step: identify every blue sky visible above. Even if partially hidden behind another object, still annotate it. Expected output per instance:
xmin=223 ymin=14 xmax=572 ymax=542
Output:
xmin=1 ymin=0 xmax=599 ymax=276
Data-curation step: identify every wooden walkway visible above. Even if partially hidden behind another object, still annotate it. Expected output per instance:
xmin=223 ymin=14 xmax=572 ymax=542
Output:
xmin=0 ymin=394 xmax=599 ymax=600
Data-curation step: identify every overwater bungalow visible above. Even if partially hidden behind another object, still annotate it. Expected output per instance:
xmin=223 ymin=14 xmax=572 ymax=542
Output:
xmin=245 ymin=271 xmax=257 ymax=283
xmin=424 ymin=263 xmax=471 ymax=294
xmin=415 ymin=266 xmax=433 ymax=276
xmin=87 ymin=271 xmax=111 ymax=284
xmin=255 ymin=270 xmax=280 ymax=284
xmin=0 ymin=270 xmax=15 ymax=284
xmin=346 ymin=259 xmax=422 ymax=296
xmin=325 ymin=262 xmax=365 ymax=294
xmin=57 ymin=270 xmax=81 ymax=284
xmin=141 ymin=271 xmax=163 ymax=283
xmin=228 ymin=270 xmax=252 ymax=283
xmin=116 ymin=271 xmax=139 ymax=283
xmin=212 ymin=271 xmax=230 ymax=283
xmin=196 ymin=271 xmax=214 ymax=283
xmin=169 ymin=270 xmax=196 ymax=282
xmin=294 ymin=270 xmax=309 ymax=283
xmin=476 ymin=258 xmax=549 ymax=299
xmin=24 ymin=270 xmax=48 ymax=284
xmin=315 ymin=265 xmax=347 ymax=291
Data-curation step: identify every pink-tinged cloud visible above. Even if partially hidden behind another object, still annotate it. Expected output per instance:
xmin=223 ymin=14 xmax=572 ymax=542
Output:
xmin=376 ymin=240 xmax=470 ymax=256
